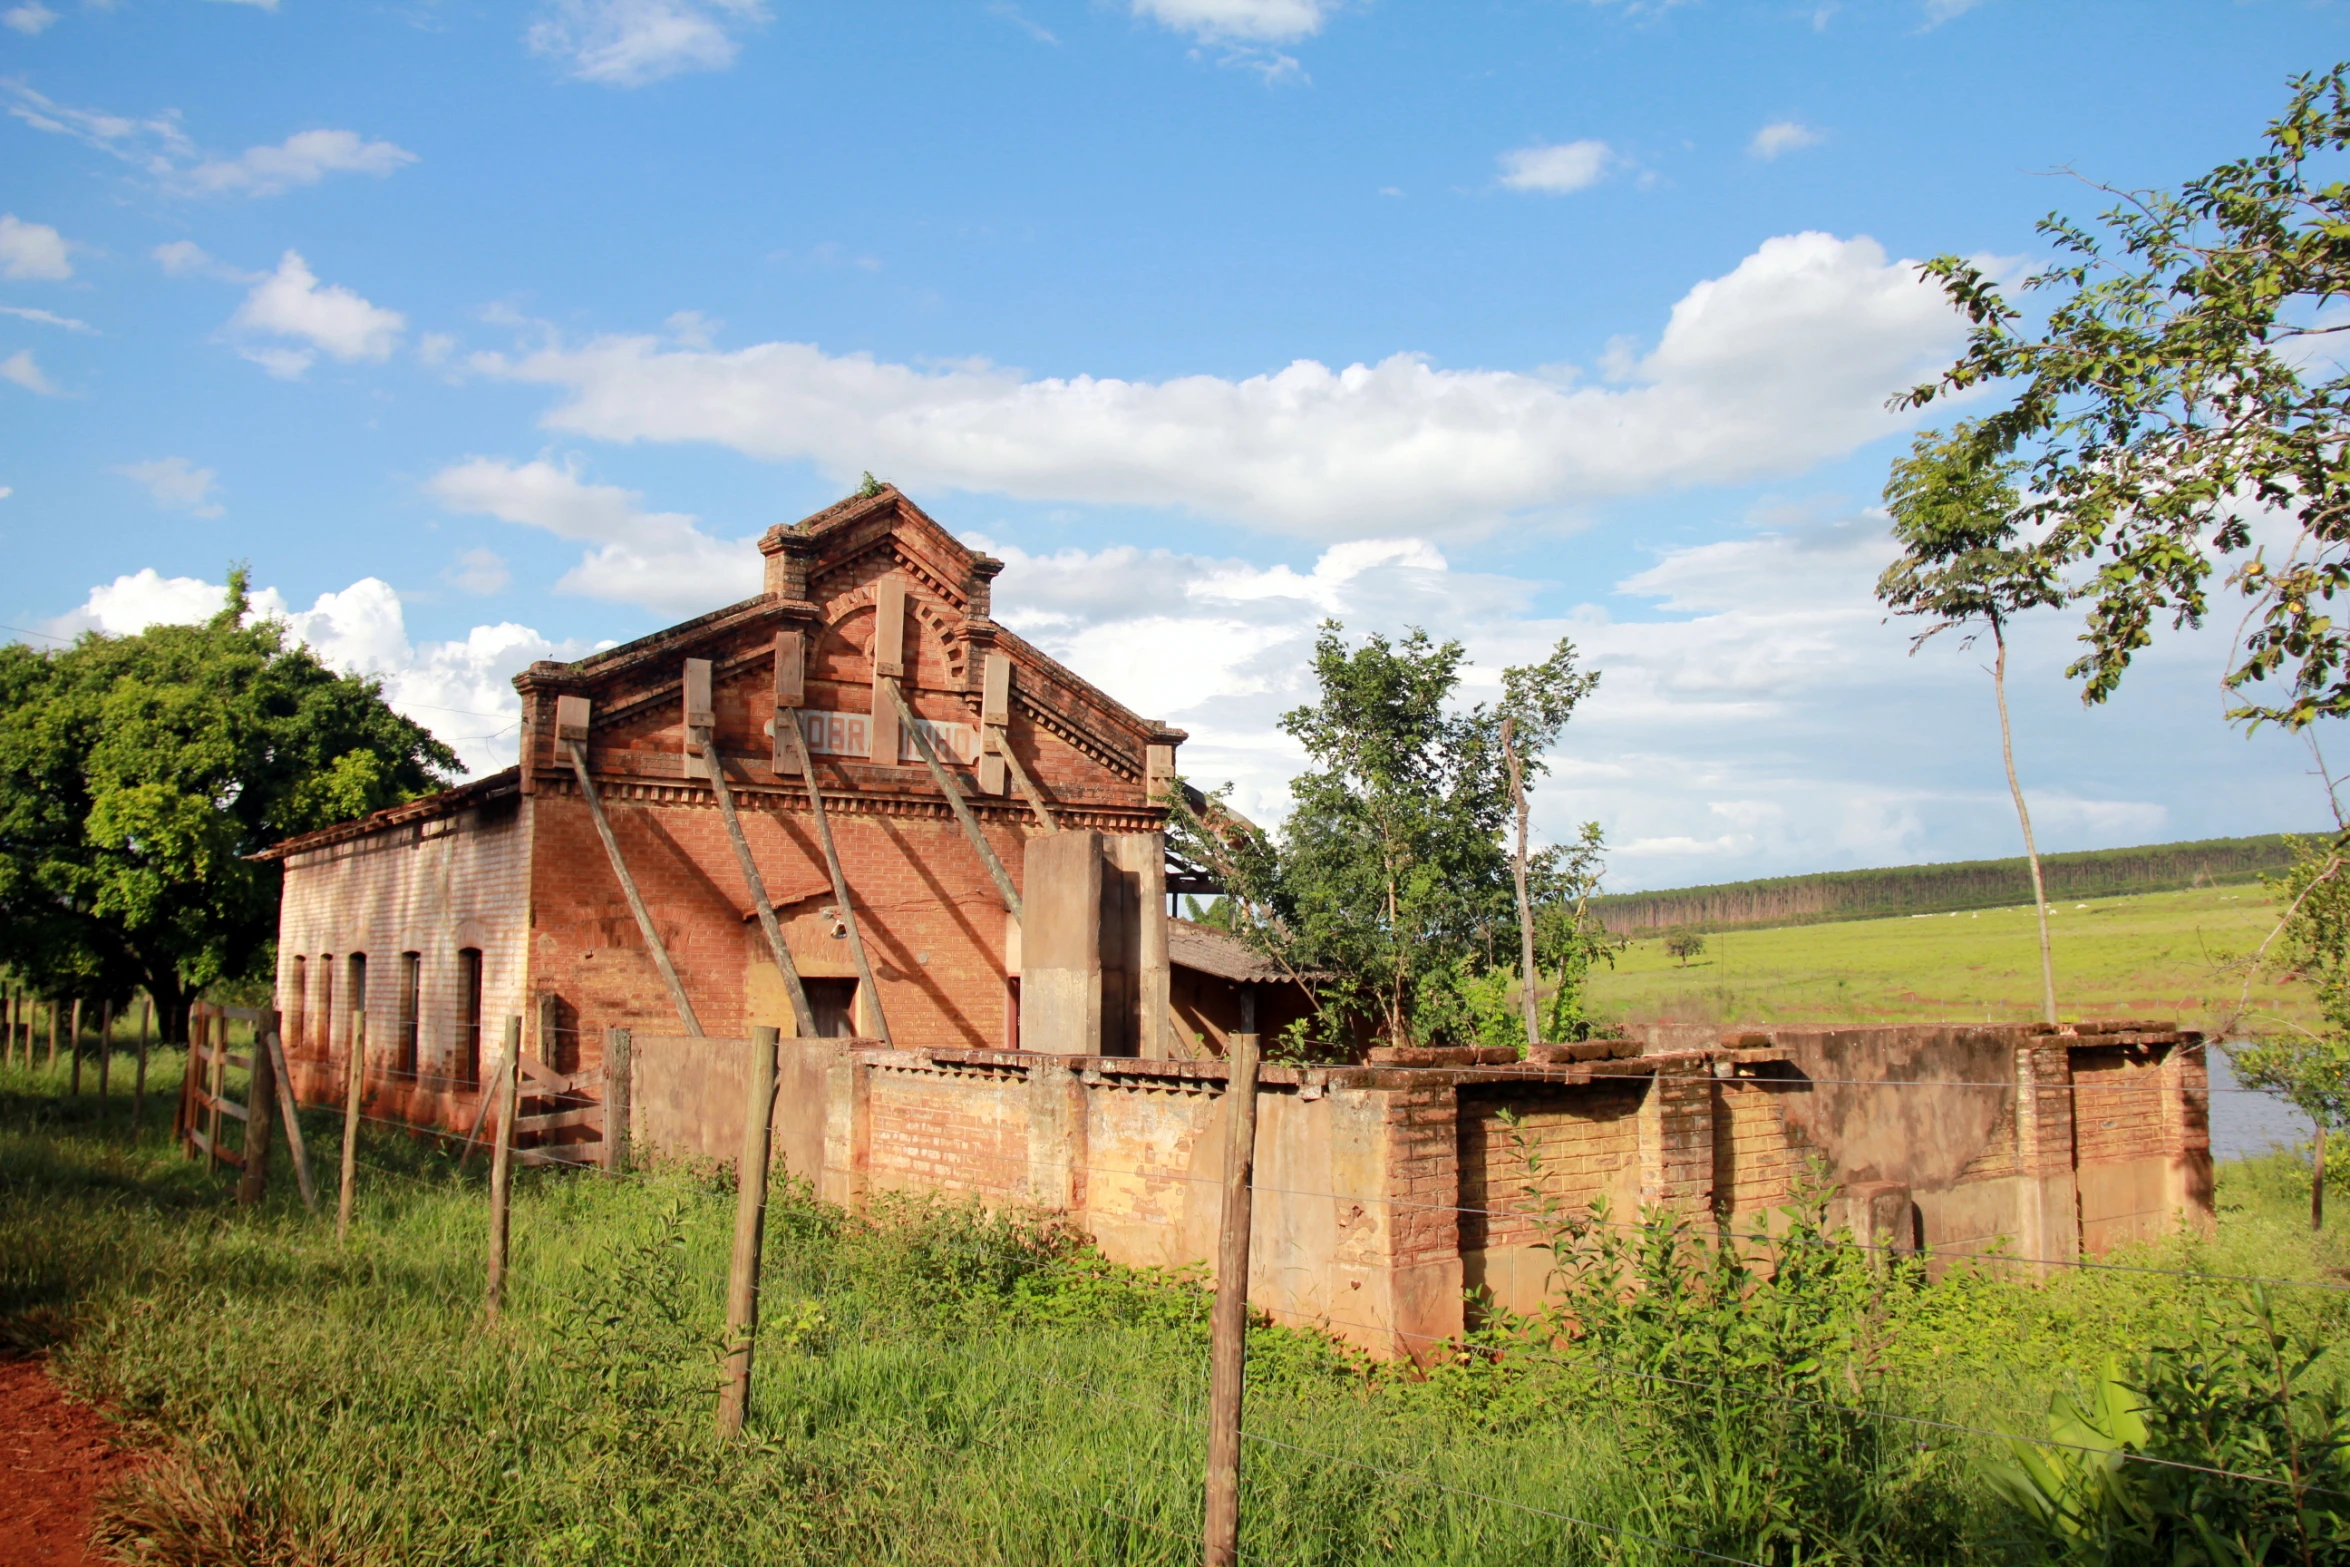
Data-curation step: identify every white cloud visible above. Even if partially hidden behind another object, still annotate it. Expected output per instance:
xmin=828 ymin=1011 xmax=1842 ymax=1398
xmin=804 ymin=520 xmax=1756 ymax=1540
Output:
xmin=181 ymin=129 xmax=417 ymax=198
xmin=967 ymin=513 xmax=2273 ymax=890
xmin=228 ymin=251 xmax=405 ymax=372
xmin=205 ymin=0 xmax=282 ymax=9
xmin=3 ymin=4 xmax=59 ymax=34
xmin=2 ymin=84 xmax=196 ymax=180
xmin=45 ymin=569 xmax=595 ymax=778
xmin=1 ymin=348 xmax=59 ymax=395
xmin=424 ymin=455 xmax=761 ymax=615
xmin=118 ymin=457 xmax=225 ymax=517
xmin=529 ymin=0 xmax=769 ymax=87
xmin=0 ymin=305 xmax=93 ymax=333
xmin=1133 ymin=0 xmax=1334 ymax=41
xmin=478 ymin=231 xmax=1965 ymax=540
xmin=0 ymin=215 xmax=72 ymax=280
xmin=1497 ymin=139 xmax=1615 ymax=194
xmin=1749 ymin=120 xmax=1824 ymax=160
xmin=1921 ymin=0 xmax=1985 ymax=22
xmin=445 ymin=546 xmax=511 ymax=596
xmin=3 ymin=85 xmax=402 ymax=200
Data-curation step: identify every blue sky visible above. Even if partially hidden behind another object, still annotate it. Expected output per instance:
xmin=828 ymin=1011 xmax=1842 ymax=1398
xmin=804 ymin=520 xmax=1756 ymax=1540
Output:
xmin=3 ymin=0 xmax=2344 ymax=889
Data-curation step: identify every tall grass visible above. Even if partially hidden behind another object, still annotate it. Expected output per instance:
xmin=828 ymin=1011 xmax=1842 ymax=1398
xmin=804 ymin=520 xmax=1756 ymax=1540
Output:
xmin=1 ymin=1049 xmax=2342 ymax=1565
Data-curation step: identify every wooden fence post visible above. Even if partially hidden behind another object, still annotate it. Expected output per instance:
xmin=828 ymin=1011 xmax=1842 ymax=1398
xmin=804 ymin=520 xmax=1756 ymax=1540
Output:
xmin=263 ymin=1019 xmax=318 ymax=1212
xmin=337 ymin=1009 xmax=367 ymax=1245
xmin=717 ymin=1024 xmax=780 ymax=1438
xmin=133 ymin=999 xmax=150 ymax=1131
xmin=69 ymin=998 xmax=83 ymax=1094
xmin=238 ymin=1012 xmax=277 ymax=1207
xmin=97 ymin=999 xmax=113 ymax=1108
xmin=1202 ymin=985 xmax=1262 ymax=1567
xmin=604 ymin=1026 xmax=632 ymax=1171
xmin=486 ymin=1016 xmax=521 ymax=1323
xmin=204 ymin=1008 xmax=226 ymax=1165
xmin=46 ymin=996 xmax=59 ymax=1067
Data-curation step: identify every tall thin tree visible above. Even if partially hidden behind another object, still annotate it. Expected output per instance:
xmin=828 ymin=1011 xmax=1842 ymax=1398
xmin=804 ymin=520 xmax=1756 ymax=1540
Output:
xmin=1879 ymin=423 xmax=2070 ymax=1025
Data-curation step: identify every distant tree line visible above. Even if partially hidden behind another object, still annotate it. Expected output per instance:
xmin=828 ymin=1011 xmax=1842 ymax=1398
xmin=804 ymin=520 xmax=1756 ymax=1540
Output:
xmin=1591 ymin=834 xmax=2311 ymax=938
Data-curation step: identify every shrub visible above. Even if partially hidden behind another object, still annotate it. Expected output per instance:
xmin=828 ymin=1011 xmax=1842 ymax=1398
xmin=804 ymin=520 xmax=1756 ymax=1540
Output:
xmin=1989 ymin=1289 xmax=2350 ymax=1564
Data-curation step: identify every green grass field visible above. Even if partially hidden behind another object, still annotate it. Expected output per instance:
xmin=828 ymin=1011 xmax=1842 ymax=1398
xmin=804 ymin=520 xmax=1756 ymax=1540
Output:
xmin=5 ymin=1045 xmax=2350 ymax=1565
xmin=1588 ymin=885 xmax=2310 ymax=1036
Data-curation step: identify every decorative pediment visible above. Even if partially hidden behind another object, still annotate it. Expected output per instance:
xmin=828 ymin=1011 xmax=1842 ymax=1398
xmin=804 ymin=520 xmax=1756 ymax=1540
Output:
xmin=511 ymin=485 xmax=1185 ymax=827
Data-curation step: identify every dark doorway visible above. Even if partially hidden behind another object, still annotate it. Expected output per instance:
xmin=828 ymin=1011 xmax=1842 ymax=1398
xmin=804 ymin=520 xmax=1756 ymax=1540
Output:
xmin=804 ymin=978 xmax=858 ymax=1039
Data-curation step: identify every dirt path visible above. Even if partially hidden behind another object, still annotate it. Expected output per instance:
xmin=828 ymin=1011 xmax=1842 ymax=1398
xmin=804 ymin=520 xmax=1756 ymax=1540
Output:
xmin=0 ymin=1356 xmax=138 ymax=1567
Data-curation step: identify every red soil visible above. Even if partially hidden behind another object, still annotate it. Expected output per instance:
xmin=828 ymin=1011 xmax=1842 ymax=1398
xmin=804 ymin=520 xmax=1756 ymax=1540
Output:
xmin=0 ymin=1357 xmax=138 ymax=1567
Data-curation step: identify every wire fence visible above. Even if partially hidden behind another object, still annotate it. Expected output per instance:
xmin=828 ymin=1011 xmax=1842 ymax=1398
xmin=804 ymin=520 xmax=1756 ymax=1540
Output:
xmin=15 ymin=1014 xmax=2350 ymax=1563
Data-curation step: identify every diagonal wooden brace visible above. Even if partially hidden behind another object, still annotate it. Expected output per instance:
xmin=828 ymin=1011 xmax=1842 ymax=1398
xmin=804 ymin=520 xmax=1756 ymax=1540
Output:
xmin=880 ymin=676 xmax=1023 ymax=923
xmin=567 ymin=738 xmax=703 ymax=1037
xmin=699 ymin=732 xmax=817 ymax=1040
xmin=782 ymin=718 xmax=893 ymax=1047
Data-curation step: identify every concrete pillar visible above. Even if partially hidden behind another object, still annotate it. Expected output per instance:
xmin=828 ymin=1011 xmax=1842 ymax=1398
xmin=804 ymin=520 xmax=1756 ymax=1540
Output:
xmin=1025 ymin=1055 xmax=1086 ymax=1210
xmin=1019 ymin=831 xmax=1103 ymax=1055
xmin=1106 ymin=833 xmax=1166 ymax=1058
xmin=821 ymin=1049 xmax=872 ymax=1208
xmin=2013 ymin=1039 xmax=2083 ymax=1270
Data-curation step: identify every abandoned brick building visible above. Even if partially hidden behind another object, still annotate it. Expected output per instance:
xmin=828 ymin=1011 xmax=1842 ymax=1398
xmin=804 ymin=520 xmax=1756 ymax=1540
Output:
xmin=263 ymin=486 xmax=2215 ymax=1356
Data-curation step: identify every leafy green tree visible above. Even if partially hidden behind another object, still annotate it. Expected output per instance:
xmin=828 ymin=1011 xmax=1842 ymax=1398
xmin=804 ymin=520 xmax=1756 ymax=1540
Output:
xmin=2243 ymin=837 xmax=2350 ymax=1229
xmin=1895 ymin=64 xmax=2350 ymax=730
xmin=1665 ymin=931 xmax=1707 ymax=968
xmin=1166 ymin=624 xmax=1600 ymax=1049
xmin=1879 ymin=423 xmax=2070 ymax=1025
xmin=0 ymin=572 xmax=455 ymax=1041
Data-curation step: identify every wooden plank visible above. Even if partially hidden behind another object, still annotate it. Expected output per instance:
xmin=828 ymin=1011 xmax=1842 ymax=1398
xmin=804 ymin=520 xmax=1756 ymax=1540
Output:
xmin=219 ymin=1005 xmax=268 ymax=1024
xmin=514 ymin=1146 xmax=595 ymax=1169
xmin=188 ymin=1128 xmax=246 ymax=1170
xmin=567 ymin=738 xmax=704 ymax=1037
xmin=512 ymin=1106 xmax=603 ymax=1136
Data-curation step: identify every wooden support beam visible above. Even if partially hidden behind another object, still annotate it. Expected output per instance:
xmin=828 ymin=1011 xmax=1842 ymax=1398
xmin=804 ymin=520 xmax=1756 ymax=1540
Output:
xmin=880 ymin=676 xmax=1022 ymax=923
xmin=567 ymin=737 xmax=703 ymax=1037
xmin=993 ymin=730 xmax=1059 ymax=833
xmin=700 ymin=731 xmax=816 ymax=1040
xmin=782 ymin=718 xmax=893 ymax=1048
xmin=486 ymin=1016 xmax=520 ymax=1324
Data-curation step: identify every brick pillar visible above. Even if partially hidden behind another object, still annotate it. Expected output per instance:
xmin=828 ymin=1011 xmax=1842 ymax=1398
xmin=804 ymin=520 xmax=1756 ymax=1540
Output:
xmin=2013 ymin=1039 xmax=2082 ymax=1271
xmin=2161 ymin=1036 xmax=2216 ymax=1237
xmin=1637 ymin=1059 xmax=1716 ymax=1217
xmin=1371 ymin=1077 xmax=1465 ymax=1362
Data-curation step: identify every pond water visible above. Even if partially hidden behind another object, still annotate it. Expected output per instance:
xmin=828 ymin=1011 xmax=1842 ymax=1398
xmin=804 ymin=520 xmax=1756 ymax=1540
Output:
xmin=2208 ymin=1046 xmax=2313 ymax=1163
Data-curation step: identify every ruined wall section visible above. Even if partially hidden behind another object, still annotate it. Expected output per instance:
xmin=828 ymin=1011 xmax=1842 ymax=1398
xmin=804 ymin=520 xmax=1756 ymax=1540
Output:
xmin=273 ymin=786 xmax=529 ymax=1132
